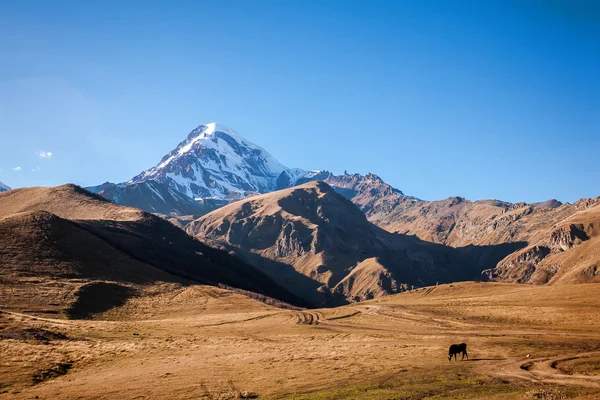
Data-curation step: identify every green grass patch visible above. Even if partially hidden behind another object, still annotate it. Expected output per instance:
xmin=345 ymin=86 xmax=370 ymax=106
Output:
xmin=276 ymin=370 xmax=524 ymax=400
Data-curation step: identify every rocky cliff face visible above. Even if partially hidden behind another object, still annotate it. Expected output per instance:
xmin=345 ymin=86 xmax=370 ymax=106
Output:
xmin=549 ymin=224 xmax=590 ymax=252
xmin=314 ymin=171 xmax=417 ymax=213
xmin=483 ymin=201 xmax=600 ymax=285
xmin=365 ymin=189 xmax=600 ymax=286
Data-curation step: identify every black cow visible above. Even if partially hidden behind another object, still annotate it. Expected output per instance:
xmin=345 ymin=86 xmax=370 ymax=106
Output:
xmin=448 ymin=343 xmax=468 ymax=361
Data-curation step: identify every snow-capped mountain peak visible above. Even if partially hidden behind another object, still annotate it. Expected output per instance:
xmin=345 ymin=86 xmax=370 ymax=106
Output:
xmin=0 ymin=181 xmax=11 ymax=193
xmin=164 ymin=123 xmax=247 ymax=163
xmin=129 ymin=123 xmax=288 ymax=200
xmin=88 ymin=123 xmax=414 ymax=219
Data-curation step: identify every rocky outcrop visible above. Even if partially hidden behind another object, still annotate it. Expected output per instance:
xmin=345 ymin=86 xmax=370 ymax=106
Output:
xmin=549 ymin=224 xmax=589 ymax=252
xmin=484 ymin=212 xmax=600 ymax=285
xmin=484 ymin=245 xmax=551 ymax=283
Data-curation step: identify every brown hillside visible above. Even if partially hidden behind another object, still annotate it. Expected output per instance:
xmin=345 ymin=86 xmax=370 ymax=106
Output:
xmin=0 ymin=185 xmax=308 ymax=317
xmin=186 ymin=181 xmax=516 ymax=306
xmin=356 ymin=186 xmax=600 ymax=285
xmin=0 ymin=184 xmax=143 ymax=221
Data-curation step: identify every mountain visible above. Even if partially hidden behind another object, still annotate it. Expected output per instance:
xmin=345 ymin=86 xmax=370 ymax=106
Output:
xmin=0 ymin=181 xmax=10 ymax=192
xmin=129 ymin=122 xmax=287 ymax=200
xmin=186 ymin=181 xmax=509 ymax=306
xmin=275 ymin=168 xmax=322 ymax=190
xmin=0 ymin=184 xmax=308 ymax=317
xmin=365 ymin=196 xmax=565 ymax=246
xmin=88 ymin=123 xmax=421 ymax=226
xmin=89 ymin=122 xmax=317 ymax=219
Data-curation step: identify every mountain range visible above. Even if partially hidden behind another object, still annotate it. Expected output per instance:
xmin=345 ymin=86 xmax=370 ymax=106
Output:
xmin=86 ymin=123 xmax=420 ymax=220
xmin=81 ymin=122 xmax=600 ymax=298
xmin=186 ymin=181 xmax=513 ymax=306
xmin=2 ymin=122 xmax=596 ymax=311
xmin=0 ymin=181 xmax=10 ymax=192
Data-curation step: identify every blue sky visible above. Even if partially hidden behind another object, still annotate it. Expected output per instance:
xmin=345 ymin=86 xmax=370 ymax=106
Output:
xmin=0 ymin=0 xmax=598 ymax=203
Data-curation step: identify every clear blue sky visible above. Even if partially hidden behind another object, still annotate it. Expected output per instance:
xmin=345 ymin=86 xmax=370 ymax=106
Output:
xmin=0 ymin=0 xmax=598 ymax=203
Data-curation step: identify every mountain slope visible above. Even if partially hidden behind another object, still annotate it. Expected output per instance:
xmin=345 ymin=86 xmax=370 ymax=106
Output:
xmin=87 ymin=180 xmax=221 ymax=216
xmin=363 ymin=191 xmax=600 ymax=285
xmin=367 ymin=196 xmax=573 ymax=246
xmin=0 ymin=181 xmax=10 ymax=192
xmin=186 ymin=181 xmax=508 ymax=306
xmin=486 ymin=200 xmax=600 ymax=285
xmin=0 ymin=185 xmax=308 ymax=317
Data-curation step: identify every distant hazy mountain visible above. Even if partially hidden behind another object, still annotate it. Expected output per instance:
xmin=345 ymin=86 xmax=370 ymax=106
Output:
xmin=0 ymin=181 xmax=10 ymax=192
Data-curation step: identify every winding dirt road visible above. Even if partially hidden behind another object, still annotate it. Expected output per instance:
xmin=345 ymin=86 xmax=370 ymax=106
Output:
xmin=485 ymin=352 xmax=600 ymax=388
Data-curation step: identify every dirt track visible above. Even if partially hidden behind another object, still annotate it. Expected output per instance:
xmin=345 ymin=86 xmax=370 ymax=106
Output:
xmin=488 ymin=352 xmax=600 ymax=388
xmin=295 ymin=311 xmax=323 ymax=325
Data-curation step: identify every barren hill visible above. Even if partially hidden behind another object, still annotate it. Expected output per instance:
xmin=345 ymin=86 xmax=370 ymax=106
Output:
xmin=186 ymin=181 xmax=514 ymax=306
xmin=0 ymin=185 xmax=307 ymax=317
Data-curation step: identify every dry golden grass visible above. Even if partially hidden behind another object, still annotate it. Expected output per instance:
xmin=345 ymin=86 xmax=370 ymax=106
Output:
xmin=0 ymin=185 xmax=144 ymax=222
xmin=2 ymin=282 xmax=600 ymax=399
